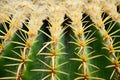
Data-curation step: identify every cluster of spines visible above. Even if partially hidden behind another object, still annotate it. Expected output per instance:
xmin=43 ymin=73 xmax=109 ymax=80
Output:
xmin=0 ymin=0 xmax=48 ymax=54
xmin=31 ymin=2 xmax=69 ymax=80
xmin=65 ymin=1 xmax=103 ymax=80
xmin=84 ymin=1 xmax=120 ymax=80
xmin=102 ymin=19 xmax=120 ymax=79
xmin=0 ymin=0 xmax=47 ymax=79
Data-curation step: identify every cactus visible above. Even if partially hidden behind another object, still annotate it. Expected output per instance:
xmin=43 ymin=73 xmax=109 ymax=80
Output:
xmin=0 ymin=0 xmax=120 ymax=80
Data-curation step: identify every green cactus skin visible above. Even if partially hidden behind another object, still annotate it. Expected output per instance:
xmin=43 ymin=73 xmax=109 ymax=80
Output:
xmin=0 ymin=0 xmax=120 ymax=80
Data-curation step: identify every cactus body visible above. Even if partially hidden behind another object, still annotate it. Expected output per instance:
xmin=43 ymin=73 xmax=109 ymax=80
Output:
xmin=0 ymin=0 xmax=120 ymax=80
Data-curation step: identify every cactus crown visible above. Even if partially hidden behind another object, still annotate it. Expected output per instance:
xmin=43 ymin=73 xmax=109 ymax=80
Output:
xmin=0 ymin=0 xmax=120 ymax=80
